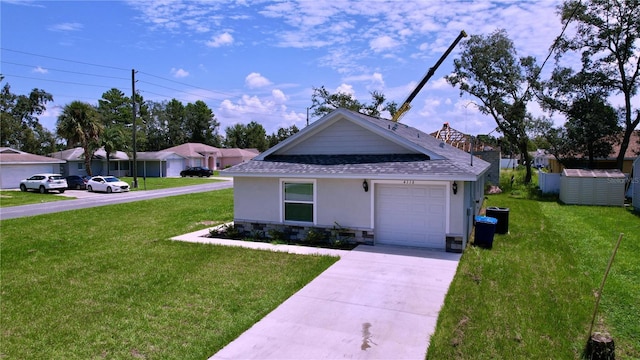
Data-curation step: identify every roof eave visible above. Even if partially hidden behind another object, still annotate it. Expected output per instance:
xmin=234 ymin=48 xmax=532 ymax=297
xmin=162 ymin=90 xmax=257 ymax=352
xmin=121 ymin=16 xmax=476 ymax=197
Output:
xmin=223 ymin=171 xmax=481 ymax=181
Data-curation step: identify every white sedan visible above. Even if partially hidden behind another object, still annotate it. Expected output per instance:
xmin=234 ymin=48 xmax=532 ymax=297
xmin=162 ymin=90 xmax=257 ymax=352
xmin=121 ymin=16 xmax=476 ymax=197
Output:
xmin=86 ymin=176 xmax=130 ymax=193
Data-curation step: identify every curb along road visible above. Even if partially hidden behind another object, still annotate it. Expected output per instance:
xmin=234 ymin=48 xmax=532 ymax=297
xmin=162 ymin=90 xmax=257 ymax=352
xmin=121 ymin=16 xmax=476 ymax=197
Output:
xmin=0 ymin=179 xmax=233 ymax=220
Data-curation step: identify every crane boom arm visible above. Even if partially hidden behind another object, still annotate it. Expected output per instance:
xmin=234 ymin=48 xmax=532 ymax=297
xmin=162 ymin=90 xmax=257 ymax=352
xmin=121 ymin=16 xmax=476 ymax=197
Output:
xmin=392 ymin=30 xmax=467 ymax=122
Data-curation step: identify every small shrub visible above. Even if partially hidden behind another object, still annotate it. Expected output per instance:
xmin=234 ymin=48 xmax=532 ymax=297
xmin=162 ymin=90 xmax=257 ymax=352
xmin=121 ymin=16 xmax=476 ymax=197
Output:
xmin=248 ymin=229 xmax=265 ymax=240
xmin=267 ymin=228 xmax=288 ymax=241
xmin=302 ymin=228 xmax=327 ymax=244
xmin=209 ymin=223 xmax=241 ymax=239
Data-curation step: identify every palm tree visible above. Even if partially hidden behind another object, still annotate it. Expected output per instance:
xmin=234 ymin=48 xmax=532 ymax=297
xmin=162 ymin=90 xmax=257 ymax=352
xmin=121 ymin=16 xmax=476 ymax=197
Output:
xmin=57 ymin=101 xmax=103 ymax=176
xmin=100 ymin=126 xmax=126 ymax=175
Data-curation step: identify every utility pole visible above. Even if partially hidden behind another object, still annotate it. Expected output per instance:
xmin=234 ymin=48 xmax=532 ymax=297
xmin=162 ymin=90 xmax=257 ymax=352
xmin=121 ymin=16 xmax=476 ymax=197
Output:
xmin=131 ymin=69 xmax=138 ymax=188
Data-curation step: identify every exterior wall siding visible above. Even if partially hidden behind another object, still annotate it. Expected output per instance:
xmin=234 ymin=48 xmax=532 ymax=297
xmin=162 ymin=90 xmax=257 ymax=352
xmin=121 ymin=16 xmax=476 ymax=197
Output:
xmin=476 ymin=150 xmax=500 ymax=185
xmin=233 ymin=176 xmax=472 ymax=250
xmin=234 ymin=177 xmax=281 ymax=223
xmin=316 ymin=178 xmax=372 ymax=228
xmin=281 ymin=119 xmax=413 ymax=155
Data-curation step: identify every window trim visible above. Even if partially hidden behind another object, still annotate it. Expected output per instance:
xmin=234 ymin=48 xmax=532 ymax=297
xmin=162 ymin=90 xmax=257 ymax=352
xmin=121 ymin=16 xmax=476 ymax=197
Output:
xmin=280 ymin=179 xmax=317 ymax=224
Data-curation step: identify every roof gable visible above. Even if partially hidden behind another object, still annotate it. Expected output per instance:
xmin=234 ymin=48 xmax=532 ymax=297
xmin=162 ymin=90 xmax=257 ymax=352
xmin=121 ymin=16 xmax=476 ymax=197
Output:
xmin=275 ymin=117 xmax=415 ymax=156
xmin=225 ymin=109 xmax=491 ymax=180
xmin=163 ymin=143 xmax=221 ymax=158
xmin=258 ymin=109 xmax=444 ymax=160
xmin=0 ymin=148 xmax=65 ymax=164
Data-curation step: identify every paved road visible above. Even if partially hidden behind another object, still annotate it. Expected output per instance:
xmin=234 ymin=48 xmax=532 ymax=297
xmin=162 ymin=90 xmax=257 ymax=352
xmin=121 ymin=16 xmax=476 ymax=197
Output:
xmin=0 ymin=179 xmax=233 ymax=220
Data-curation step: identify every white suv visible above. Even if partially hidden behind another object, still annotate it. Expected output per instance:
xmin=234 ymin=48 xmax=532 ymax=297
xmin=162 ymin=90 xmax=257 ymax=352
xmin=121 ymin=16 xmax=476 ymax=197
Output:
xmin=19 ymin=173 xmax=68 ymax=194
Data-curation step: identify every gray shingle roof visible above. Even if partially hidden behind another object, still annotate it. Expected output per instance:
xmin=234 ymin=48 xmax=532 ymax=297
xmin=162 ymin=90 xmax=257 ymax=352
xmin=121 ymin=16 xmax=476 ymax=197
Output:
xmin=223 ymin=109 xmax=490 ymax=180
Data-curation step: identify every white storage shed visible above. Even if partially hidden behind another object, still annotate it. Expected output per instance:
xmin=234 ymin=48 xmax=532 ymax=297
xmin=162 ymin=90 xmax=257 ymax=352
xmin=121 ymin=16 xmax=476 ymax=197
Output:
xmin=560 ymin=169 xmax=626 ymax=206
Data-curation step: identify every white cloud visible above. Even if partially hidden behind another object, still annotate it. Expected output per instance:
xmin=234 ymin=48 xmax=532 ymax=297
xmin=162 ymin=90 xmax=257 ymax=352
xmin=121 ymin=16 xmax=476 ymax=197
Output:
xmin=245 ymin=72 xmax=272 ymax=88
xmin=343 ymin=72 xmax=385 ymax=88
xmin=217 ymin=94 xmax=306 ymax=134
xmin=48 ymin=22 xmax=83 ymax=32
xmin=335 ymin=84 xmax=355 ymax=96
xmin=370 ymin=35 xmax=398 ymax=52
xmin=171 ymin=68 xmax=189 ymax=78
xmin=272 ymin=89 xmax=288 ymax=103
xmin=32 ymin=66 xmax=48 ymax=74
xmin=428 ymin=77 xmax=450 ymax=90
xmin=206 ymin=32 xmax=234 ymax=47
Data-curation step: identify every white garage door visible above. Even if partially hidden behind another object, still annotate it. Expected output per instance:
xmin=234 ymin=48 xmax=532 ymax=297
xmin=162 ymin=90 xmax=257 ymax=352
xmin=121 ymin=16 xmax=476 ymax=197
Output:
xmin=0 ymin=165 xmax=57 ymax=189
xmin=375 ymin=183 xmax=447 ymax=249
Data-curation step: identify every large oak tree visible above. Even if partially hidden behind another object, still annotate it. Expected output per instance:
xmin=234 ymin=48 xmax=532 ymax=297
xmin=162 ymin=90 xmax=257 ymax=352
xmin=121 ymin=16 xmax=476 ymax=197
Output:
xmin=555 ymin=0 xmax=640 ymax=170
xmin=447 ymin=29 xmax=541 ymax=183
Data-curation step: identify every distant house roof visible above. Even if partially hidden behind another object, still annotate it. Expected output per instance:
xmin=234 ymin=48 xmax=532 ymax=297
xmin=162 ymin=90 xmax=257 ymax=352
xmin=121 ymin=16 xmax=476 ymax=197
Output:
xmin=610 ymin=131 xmax=640 ymax=159
xmin=136 ymin=151 xmax=185 ymax=161
xmin=224 ymin=109 xmax=490 ymax=181
xmin=0 ymin=147 xmax=65 ymax=164
xmin=49 ymin=147 xmax=129 ymax=161
xmin=163 ymin=143 xmax=221 ymax=158
xmin=430 ymin=122 xmax=495 ymax=152
xmin=219 ymin=148 xmax=260 ymax=157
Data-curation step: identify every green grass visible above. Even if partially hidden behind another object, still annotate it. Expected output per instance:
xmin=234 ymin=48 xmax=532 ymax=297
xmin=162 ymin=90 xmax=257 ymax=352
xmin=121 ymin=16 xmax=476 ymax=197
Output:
xmin=427 ymin=192 xmax=640 ymax=359
xmin=0 ymin=189 xmax=338 ymax=359
xmin=0 ymin=190 xmax=71 ymax=207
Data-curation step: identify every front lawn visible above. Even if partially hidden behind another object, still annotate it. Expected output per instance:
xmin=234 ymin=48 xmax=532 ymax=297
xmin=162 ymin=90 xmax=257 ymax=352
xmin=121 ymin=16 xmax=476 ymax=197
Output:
xmin=0 ymin=190 xmax=71 ymax=207
xmin=427 ymin=193 xmax=640 ymax=359
xmin=0 ymin=189 xmax=338 ymax=359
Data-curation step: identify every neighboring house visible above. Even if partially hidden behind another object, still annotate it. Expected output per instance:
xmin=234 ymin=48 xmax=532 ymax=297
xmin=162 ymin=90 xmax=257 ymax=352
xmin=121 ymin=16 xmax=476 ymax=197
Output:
xmin=162 ymin=143 xmax=221 ymax=170
xmin=218 ymin=148 xmax=260 ymax=169
xmin=0 ymin=147 xmax=65 ymax=189
xmin=532 ymin=149 xmax=552 ymax=169
xmin=548 ymin=130 xmax=640 ymax=173
xmin=50 ymin=147 xmax=130 ymax=177
xmin=223 ymin=109 xmax=491 ymax=251
xmin=135 ymin=151 xmax=186 ymax=178
xmin=430 ymin=122 xmax=500 ymax=185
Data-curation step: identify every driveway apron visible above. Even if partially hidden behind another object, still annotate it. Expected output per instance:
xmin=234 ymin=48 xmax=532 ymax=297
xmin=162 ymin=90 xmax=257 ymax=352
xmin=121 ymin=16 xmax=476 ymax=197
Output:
xmin=210 ymin=244 xmax=461 ymax=359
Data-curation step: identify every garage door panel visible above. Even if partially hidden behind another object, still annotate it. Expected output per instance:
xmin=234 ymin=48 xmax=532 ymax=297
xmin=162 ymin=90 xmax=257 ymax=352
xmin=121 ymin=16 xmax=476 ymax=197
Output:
xmin=375 ymin=184 xmax=447 ymax=249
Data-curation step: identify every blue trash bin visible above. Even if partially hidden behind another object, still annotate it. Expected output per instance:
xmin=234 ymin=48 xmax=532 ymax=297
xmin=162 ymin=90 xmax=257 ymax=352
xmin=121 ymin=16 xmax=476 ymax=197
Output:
xmin=474 ymin=216 xmax=498 ymax=249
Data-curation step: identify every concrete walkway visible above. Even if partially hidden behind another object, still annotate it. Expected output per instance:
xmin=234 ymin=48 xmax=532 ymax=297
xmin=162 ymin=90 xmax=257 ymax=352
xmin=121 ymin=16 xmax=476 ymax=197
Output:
xmin=172 ymin=229 xmax=461 ymax=359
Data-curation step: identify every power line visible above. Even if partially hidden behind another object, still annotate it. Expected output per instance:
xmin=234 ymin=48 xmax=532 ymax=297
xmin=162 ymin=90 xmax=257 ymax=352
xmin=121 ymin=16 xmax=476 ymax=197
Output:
xmin=137 ymin=70 xmax=237 ymax=98
xmin=2 ymin=48 xmax=308 ymax=117
xmin=1 ymin=60 xmax=130 ymax=81
xmin=1 ymin=48 xmax=129 ymax=72
xmin=2 ymin=74 xmax=128 ymax=91
xmin=137 ymin=79 xmax=226 ymax=102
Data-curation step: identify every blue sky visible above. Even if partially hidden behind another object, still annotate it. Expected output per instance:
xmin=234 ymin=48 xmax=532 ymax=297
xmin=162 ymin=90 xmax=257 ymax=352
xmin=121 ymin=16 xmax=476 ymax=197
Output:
xmin=2 ymin=0 xmax=568 ymax=138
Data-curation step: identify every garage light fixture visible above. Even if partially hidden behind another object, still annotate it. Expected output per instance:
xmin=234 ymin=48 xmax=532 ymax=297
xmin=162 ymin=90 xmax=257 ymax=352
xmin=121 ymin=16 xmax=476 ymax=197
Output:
xmin=362 ymin=179 xmax=369 ymax=192
xmin=452 ymin=181 xmax=458 ymax=195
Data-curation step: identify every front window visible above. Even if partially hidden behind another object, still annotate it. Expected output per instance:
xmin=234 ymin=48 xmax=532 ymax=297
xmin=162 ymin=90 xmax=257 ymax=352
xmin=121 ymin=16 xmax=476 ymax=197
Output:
xmin=283 ymin=181 xmax=315 ymax=223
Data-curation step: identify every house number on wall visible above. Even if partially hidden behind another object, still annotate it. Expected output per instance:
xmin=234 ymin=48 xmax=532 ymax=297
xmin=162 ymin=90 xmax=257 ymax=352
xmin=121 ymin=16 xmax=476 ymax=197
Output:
xmin=403 ymin=180 xmax=415 ymax=185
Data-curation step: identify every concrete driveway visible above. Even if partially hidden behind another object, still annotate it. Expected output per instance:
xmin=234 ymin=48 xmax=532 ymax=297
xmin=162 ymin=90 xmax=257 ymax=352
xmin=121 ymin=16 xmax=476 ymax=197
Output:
xmin=173 ymin=230 xmax=461 ymax=359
